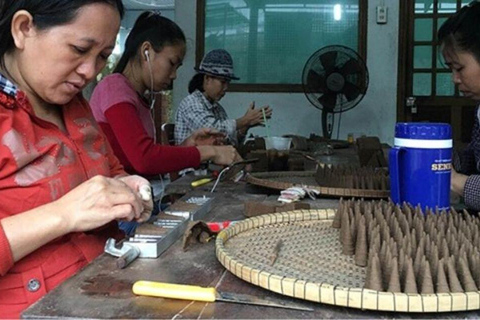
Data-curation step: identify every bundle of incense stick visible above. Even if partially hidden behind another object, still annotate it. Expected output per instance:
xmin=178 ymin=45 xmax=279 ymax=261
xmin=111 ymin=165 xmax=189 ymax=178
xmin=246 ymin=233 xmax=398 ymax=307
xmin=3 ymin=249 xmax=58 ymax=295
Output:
xmin=315 ymin=165 xmax=389 ymax=191
xmin=333 ymin=199 xmax=480 ymax=294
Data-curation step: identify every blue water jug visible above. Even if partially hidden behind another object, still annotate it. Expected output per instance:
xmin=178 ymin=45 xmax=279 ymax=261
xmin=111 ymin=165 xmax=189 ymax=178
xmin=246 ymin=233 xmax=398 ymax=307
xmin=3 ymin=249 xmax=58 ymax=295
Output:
xmin=389 ymin=123 xmax=452 ymax=211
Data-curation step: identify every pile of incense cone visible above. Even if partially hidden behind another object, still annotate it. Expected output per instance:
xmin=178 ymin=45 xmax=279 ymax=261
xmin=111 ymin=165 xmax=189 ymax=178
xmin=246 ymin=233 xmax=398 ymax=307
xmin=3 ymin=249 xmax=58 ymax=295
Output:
xmin=333 ymin=199 xmax=480 ymax=294
xmin=315 ymin=165 xmax=389 ymax=191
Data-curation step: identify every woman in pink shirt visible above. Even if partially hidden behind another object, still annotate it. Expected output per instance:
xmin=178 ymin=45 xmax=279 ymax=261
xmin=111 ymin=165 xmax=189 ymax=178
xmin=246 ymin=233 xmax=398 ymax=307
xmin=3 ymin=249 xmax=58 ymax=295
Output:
xmin=90 ymin=12 xmax=239 ymax=178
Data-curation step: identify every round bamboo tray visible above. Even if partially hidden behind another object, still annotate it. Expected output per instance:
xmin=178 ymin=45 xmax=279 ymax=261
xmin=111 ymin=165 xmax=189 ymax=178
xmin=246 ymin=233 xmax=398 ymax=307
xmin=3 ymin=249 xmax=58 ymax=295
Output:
xmin=245 ymin=171 xmax=389 ymax=199
xmin=215 ymin=210 xmax=480 ymax=313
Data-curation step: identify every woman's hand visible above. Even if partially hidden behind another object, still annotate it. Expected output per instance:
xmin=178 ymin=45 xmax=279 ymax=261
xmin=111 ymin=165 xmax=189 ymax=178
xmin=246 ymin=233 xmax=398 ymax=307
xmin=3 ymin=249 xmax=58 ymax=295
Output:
xmin=54 ymin=175 xmax=150 ymax=233
xmin=197 ymin=145 xmax=242 ymax=166
xmin=182 ymin=128 xmax=226 ymax=146
xmin=116 ymin=175 xmax=154 ymax=223
xmin=237 ymin=102 xmax=273 ymax=130
xmin=451 ymin=168 xmax=468 ymax=195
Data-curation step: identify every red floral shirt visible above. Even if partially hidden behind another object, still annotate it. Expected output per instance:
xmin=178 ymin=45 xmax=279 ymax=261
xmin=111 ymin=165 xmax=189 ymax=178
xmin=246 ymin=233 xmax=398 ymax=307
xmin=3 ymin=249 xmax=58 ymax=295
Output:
xmin=0 ymin=82 xmax=124 ymax=318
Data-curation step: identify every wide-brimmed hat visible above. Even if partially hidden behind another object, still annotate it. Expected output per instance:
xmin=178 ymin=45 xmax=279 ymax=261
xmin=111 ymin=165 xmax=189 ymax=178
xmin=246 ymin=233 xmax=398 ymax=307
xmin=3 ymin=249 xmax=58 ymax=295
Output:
xmin=195 ymin=49 xmax=240 ymax=81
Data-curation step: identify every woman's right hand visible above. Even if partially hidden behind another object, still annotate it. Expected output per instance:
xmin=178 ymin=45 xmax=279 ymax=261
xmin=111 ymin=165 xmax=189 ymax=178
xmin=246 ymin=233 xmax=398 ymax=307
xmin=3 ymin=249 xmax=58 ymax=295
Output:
xmin=53 ymin=175 xmax=145 ymax=233
xmin=197 ymin=145 xmax=241 ymax=166
xmin=182 ymin=128 xmax=226 ymax=146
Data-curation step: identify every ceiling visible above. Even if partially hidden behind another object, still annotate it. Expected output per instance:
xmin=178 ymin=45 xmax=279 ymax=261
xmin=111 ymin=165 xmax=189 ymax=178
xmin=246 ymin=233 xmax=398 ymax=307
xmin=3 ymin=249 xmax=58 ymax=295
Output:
xmin=122 ymin=0 xmax=175 ymax=10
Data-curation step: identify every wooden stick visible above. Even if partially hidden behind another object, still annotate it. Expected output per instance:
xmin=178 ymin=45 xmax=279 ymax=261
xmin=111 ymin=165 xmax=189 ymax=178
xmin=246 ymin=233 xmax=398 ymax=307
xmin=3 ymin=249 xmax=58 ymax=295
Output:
xmin=270 ymin=240 xmax=283 ymax=266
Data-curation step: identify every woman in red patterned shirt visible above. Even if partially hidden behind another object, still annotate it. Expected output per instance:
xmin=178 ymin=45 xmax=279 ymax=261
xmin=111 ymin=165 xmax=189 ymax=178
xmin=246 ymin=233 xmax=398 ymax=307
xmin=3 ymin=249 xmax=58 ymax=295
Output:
xmin=0 ymin=1 xmax=153 ymax=317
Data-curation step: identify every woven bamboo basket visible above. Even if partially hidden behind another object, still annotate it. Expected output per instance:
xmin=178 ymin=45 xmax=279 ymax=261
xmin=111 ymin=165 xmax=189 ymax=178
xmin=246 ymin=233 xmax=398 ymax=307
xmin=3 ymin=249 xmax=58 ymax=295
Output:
xmin=245 ymin=171 xmax=389 ymax=199
xmin=215 ymin=209 xmax=480 ymax=313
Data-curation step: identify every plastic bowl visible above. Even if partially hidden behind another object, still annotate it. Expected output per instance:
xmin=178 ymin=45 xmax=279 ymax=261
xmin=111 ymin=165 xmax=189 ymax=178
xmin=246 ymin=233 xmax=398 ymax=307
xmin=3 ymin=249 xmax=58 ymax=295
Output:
xmin=264 ymin=137 xmax=292 ymax=151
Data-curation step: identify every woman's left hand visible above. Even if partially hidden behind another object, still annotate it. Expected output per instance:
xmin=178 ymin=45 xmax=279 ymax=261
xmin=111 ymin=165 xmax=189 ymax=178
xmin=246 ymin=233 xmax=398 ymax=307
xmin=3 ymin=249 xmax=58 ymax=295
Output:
xmin=182 ymin=128 xmax=226 ymax=146
xmin=116 ymin=175 xmax=153 ymax=223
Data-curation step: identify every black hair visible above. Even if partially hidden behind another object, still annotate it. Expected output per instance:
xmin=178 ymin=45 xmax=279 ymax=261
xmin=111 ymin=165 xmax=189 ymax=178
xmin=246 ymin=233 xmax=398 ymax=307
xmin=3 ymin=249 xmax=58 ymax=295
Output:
xmin=114 ymin=11 xmax=186 ymax=73
xmin=188 ymin=73 xmax=205 ymax=94
xmin=0 ymin=0 xmax=124 ymax=69
xmin=438 ymin=1 xmax=480 ymax=63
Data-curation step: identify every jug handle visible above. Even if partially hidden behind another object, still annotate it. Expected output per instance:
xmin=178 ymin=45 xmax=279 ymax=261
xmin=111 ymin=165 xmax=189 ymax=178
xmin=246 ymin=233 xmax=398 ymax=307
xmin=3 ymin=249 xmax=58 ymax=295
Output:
xmin=389 ymin=147 xmax=402 ymax=203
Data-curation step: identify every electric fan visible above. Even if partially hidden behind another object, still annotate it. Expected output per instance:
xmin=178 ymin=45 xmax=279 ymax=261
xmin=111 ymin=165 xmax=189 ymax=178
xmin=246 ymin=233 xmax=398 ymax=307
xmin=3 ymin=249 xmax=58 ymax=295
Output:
xmin=302 ymin=45 xmax=369 ymax=139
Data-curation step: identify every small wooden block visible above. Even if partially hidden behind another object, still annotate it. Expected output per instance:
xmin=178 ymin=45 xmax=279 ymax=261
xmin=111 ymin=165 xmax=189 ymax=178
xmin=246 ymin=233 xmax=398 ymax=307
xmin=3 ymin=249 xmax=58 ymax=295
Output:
xmin=377 ymin=292 xmax=395 ymax=311
xmin=305 ymin=283 xmax=320 ymax=302
xmin=334 ymin=287 xmax=350 ymax=307
xmin=437 ymin=293 xmax=453 ymax=312
xmin=320 ymin=283 xmax=335 ymax=305
xmin=451 ymin=293 xmax=467 ymax=312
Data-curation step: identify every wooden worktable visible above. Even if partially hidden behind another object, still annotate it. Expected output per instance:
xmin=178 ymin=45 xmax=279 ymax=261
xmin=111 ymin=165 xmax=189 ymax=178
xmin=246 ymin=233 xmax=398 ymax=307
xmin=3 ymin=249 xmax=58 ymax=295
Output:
xmin=23 ymin=176 xmax=480 ymax=319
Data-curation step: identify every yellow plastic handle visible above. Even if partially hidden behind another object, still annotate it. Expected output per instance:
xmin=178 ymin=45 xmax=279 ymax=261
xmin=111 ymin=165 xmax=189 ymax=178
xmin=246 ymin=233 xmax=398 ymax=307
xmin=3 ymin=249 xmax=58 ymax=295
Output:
xmin=132 ymin=281 xmax=217 ymax=302
xmin=191 ymin=178 xmax=213 ymax=187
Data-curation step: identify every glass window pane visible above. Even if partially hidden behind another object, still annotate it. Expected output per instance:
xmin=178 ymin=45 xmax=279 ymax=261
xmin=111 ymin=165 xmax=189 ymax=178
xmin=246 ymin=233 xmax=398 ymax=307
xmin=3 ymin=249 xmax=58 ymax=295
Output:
xmin=415 ymin=0 xmax=434 ymax=13
xmin=415 ymin=18 xmax=433 ymax=41
xmin=205 ymin=0 xmax=360 ymax=85
xmin=436 ymin=73 xmax=454 ymax=96
xmin=414 ymin=46 xmax=432 ymax=68
xmin=413 ymin=73 xmax=432 ymax=96
xmin=438 ymin=0 xmax=457 ymax=13
xmin=437 ymin=17 xmax=448 ymax=31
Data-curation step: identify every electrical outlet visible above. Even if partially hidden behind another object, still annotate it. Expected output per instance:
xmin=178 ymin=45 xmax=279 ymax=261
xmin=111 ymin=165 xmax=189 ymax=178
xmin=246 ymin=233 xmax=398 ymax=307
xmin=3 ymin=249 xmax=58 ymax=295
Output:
xmin=376 ymin=6 xmax=387 ymax=24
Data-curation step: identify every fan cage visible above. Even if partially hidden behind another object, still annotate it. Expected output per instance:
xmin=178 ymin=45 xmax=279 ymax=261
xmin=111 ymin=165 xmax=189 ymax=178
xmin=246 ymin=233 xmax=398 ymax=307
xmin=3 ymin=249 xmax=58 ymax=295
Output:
xmin=302 ymin=45 xmax=369 ymax=114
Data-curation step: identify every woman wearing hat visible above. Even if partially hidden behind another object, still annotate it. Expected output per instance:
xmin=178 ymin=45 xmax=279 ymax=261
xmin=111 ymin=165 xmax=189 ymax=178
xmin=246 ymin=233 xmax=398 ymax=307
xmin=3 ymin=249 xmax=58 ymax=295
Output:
xmin=175 ymin=49 xmax=272 ymax=146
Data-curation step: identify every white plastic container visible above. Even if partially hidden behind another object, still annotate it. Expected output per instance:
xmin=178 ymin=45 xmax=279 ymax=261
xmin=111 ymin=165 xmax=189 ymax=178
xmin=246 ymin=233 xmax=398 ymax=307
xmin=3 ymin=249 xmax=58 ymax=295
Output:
xmin=264 ymin=137 xmax=292 ymax=151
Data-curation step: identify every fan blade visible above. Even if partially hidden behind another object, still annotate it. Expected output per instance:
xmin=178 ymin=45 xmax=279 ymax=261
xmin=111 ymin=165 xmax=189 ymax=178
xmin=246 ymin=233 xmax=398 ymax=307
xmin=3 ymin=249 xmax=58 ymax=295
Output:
xmin=318 ymin=93 xmax=337 ymax=111
xmin=343 ymin=81 xmax=362 ymax=101
xmin=319 ymin=51 xmax=337 ymax=73
xmin=340 ymin=58 xmax=362 ymax=75
xmin=306 ymin=69 xmax=326 ymax=93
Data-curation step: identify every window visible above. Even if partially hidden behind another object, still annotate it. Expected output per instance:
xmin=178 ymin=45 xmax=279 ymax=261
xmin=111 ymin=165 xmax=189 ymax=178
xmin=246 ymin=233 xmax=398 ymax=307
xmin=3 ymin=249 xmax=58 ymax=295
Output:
xmin=411 ymin=0 xmax=470 ymax=97
xmin=197 ymin=0 xmax=367 ymax=92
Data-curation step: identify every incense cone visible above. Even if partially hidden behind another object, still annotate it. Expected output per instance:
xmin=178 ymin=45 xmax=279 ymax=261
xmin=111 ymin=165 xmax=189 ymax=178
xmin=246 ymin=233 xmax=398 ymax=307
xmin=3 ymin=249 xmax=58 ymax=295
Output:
xmin=383 ymin=249 xmax=393 ymax=289
xmin=350 ymin=214 xmax=357 ymax=246
xmin=458 ymin=257 xmax=478 ymax=292
xmin=380 ymin=241 xmax=387 ymax=263
xmin=441 ymin=239 xmax=450 ymax=260
xmin=340 ymin=206 xmax=350 ymax=244
xmin=355 ymin=216 xmax=368 ymax=267
xmin=387 ymin=256 xmax=401 ymax=293
xmin=429 ymin=243 xmax=439 ymax=284
xmin=364 ymin=253 xmax=383 ymax=291
xmin=342 ymin=216 xmax=355 ymax=255
xmin=410 ymin=231 xmax=417 ymax=256
xmin=446 ymin=257 xmax=463 ymax=293
xmin=403 ymin=257 xmax=418 ymax=294
xmin=472 ymin=256 xmax=480 ymax=288
xmin=398 ymin=249 xmax=405 ymax=281
xmin=436 ymin=258 xmax=450 ymax=293
xmin=420 ymin=258 xmax=434 ymax=294
xmin=332 ymin=198 xmax=343 ymax=228
xmin=414 ymin=248 xmax=423 ymax=280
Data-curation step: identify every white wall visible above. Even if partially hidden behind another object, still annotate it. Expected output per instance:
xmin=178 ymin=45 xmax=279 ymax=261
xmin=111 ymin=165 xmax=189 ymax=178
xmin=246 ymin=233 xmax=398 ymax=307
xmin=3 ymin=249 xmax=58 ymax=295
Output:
xmin=173 ymin=0 xmax=399 ymax=144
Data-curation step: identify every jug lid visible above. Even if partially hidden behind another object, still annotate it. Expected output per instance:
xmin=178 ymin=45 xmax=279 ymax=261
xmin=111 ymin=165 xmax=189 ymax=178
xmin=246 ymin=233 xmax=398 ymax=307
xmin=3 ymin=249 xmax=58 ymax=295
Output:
xmin=395 ymin=122 xmax=451 ymax=140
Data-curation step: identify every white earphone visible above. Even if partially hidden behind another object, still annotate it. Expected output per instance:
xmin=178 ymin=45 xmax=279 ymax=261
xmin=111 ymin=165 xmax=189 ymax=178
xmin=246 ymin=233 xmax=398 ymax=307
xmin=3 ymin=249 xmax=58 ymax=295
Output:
xmin=144 ymin=49 xmax=156 ymax=112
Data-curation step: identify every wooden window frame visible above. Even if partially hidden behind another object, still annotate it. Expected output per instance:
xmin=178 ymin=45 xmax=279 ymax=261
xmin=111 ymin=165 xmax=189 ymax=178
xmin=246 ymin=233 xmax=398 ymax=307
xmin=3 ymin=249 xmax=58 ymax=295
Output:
xmin=397 ymin=0 xmax=474 ymax=122
xmin=196 ymin=0 xmax=368 ymax=93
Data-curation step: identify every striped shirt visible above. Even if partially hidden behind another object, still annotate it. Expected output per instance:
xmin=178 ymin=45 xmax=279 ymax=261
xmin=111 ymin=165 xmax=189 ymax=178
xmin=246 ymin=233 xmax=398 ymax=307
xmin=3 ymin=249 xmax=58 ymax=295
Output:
xmin=174 ymin=90 xmax=238 ymax=145
xmin=454 ymin=106 xmax=480 ymax=211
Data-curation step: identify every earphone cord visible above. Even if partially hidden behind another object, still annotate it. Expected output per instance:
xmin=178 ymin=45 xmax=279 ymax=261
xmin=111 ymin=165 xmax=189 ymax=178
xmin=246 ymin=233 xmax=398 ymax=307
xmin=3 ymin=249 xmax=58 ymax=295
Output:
xmin=146 ymin=52 xmax=157 ymax=143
